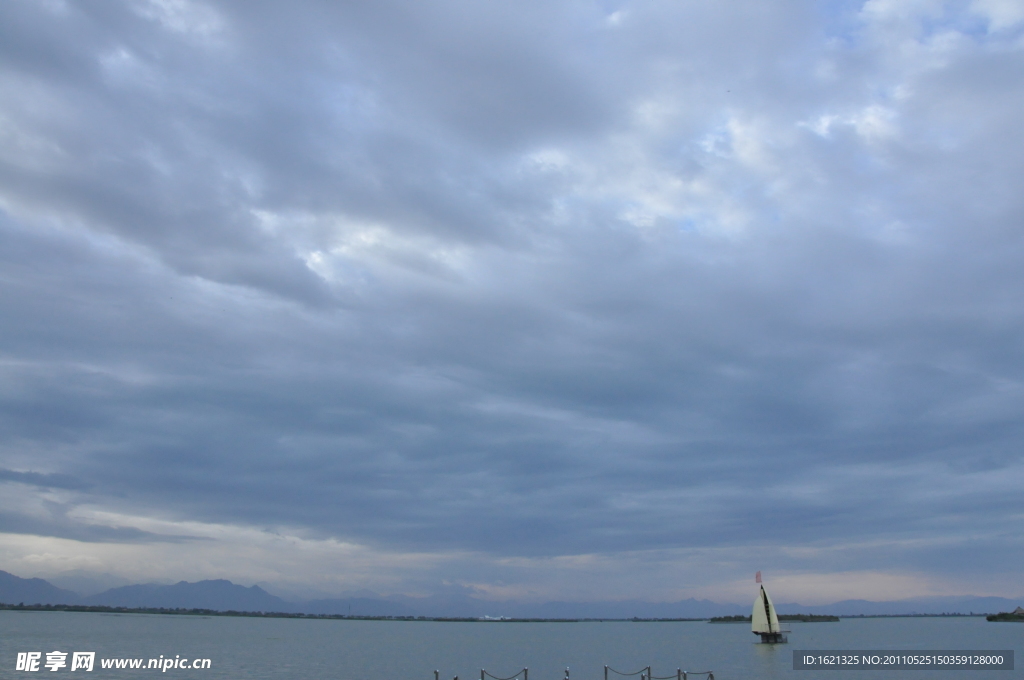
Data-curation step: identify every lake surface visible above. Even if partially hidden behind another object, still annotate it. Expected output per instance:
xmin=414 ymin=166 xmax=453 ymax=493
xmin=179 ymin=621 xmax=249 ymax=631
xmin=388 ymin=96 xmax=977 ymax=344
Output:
xmin=0 ymin=612 xmax=1018 ymax=680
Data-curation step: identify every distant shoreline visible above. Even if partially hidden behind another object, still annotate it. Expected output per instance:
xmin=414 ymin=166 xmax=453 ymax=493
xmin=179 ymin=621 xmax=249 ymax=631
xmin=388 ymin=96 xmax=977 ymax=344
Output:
xmin=709 ymin=614 xmax=840 ymax=623
xmin=0 ymin=603 xmax=703 ymax=622
xmin=0 ymin=603 xmax=995 ymax=621
xmin=986 ymin=612 xmax=1024 ymax=622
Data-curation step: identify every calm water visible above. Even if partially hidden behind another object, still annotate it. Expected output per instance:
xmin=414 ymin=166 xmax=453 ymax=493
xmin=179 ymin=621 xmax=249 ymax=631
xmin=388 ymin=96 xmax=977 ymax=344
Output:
xmin=0 ymin=612 xmax=1018 ymax=680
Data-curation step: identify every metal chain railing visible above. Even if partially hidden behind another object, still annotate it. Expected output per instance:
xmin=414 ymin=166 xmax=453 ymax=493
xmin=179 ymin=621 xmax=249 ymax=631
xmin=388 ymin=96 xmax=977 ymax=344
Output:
xmin=605 ymin=666 xmax=712 ymax=680
xmin=435 ymin=666 xmax=710 ymax=680
xmin=481 ymin=669 xmax=529 ymax=680
xmin=650 ymin=670 xmax=713 ymax=680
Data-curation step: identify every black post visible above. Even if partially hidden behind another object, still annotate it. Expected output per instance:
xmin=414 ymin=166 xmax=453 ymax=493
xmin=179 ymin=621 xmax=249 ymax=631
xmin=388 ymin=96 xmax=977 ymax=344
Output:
xmin=481 ymin=671 xmax=485 ymax=680
xmin=435 ymin=672 xmax=439 ymax=680
xmin=565 ymin=668 xmax=569 ymax=680
xmin=604 ymin=666 xmax=608 ymax=680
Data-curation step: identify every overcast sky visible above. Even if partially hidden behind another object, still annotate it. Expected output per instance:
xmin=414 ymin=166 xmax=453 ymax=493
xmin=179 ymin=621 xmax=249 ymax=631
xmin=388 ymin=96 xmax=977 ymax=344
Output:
xmin=1 ymin=0 xmax=1022 ymax=605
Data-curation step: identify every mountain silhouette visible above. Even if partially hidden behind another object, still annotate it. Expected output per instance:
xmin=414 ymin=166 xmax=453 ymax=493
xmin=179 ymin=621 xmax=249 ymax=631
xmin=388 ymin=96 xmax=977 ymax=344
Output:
xmin=1 ymin=570 xmax=1019 ymax=617
xmin=0 ymin=570 xmax=80 ymax=605
xmin=81 ymin=579 xmax=299 ymax=612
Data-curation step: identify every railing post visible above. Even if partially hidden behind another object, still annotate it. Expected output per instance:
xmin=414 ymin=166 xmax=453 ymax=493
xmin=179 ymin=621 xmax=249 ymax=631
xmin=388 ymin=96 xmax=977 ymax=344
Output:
xmin=565 ymin=668 xmax=569 ymax=680
xmin=481 ymin=671 xmax=485 ymax=680
xmin=604 ymin=667 xmax=608 ymax=680
xmin=435 ymin=671 xmax=439 ymax=680
xmin=677 ymin=669 xmax=681 ymax=680
xmin=524 ymin=668 xmax=528 ymax=680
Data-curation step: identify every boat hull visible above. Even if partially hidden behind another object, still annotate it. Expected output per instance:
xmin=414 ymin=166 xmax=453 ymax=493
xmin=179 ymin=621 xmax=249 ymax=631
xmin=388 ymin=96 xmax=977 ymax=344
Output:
xmin=757 ymin=632 xmax=788 ymax=644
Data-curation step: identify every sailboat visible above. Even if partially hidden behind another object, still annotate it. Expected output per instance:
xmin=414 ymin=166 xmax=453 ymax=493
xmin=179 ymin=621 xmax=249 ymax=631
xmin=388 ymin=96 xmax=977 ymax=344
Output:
xmin=752 ymin=574 xmax=788 ymax=644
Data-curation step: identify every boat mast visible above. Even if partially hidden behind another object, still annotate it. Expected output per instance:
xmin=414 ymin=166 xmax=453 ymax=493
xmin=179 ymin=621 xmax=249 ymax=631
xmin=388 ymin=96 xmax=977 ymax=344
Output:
xmin=761 ymin=585 xmax=773 ymax=634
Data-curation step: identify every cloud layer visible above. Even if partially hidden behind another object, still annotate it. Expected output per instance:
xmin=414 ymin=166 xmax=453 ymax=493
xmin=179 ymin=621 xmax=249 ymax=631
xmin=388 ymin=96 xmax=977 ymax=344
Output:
xmin=1 ymin=0 xmax=1023 ymax=602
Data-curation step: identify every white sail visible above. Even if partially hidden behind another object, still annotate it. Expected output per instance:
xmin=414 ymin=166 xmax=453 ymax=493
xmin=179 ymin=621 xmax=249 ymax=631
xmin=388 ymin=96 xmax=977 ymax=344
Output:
xmin=751 ymin=585 xmax=780 ymax=634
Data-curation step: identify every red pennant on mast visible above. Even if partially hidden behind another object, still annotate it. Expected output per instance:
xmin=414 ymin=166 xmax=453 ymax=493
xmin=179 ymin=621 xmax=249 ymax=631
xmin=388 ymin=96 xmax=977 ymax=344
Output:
xmin=755 ymin=571 xmax=762 ymax=583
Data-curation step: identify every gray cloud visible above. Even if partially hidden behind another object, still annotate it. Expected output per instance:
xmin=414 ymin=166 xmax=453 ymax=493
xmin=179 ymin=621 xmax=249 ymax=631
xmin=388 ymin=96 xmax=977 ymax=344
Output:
xmin=0 ymin=468 xmax=90 ymax=490
xmin=0 ymin=0 xmax=1022 ymax=598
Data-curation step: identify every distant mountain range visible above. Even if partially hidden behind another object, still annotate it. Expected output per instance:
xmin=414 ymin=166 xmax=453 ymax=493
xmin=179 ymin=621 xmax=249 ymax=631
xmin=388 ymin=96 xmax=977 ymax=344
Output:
xmin=78 ymin=580 xmax=300 ymax=613
xmin=0 ymin=570 xmax=1018 ymax=618
xmin=0 ymin=570 xmax=79 ymax=607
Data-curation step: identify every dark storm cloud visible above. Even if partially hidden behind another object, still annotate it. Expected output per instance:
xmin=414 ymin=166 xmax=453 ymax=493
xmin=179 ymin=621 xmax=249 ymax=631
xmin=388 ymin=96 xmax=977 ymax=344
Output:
xmin=0 ymin=0 xmax=1023 ymax=593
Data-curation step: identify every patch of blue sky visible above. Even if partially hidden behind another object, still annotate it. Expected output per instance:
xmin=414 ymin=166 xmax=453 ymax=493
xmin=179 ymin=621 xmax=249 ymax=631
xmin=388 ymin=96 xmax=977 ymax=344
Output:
xmin=815 ymin=0 xmax=869 ymax=45
xmin=917 ymin=4 xmax=992 ymax=40
xmin=676 ymin=217 xmax=699 ymax=233
xmin=816 ymin=0 xmax=999 ymax=46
